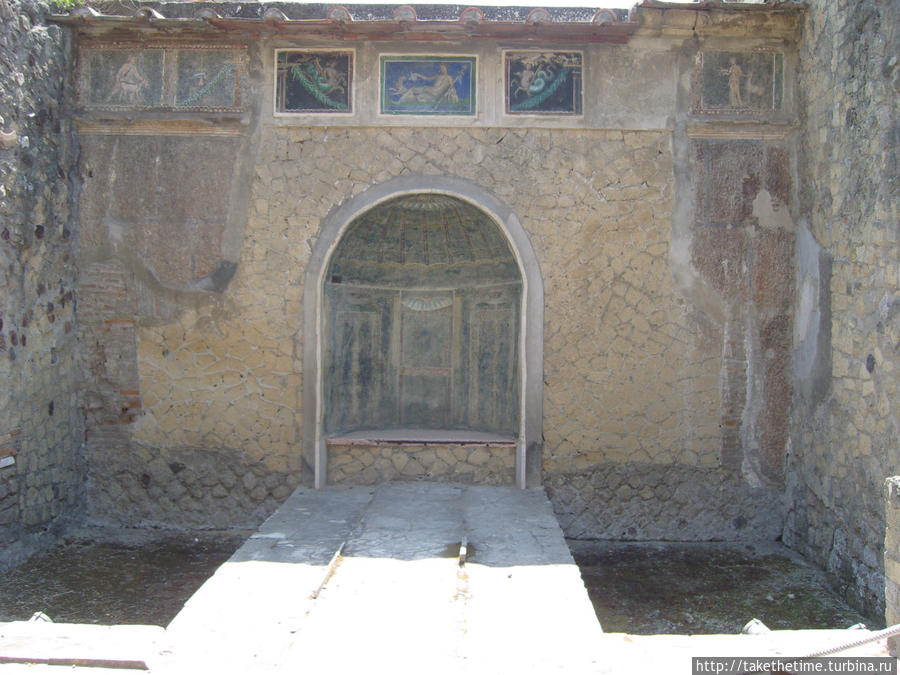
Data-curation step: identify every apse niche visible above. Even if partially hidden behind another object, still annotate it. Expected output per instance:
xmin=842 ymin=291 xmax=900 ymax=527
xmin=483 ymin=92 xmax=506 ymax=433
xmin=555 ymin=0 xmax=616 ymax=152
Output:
xmin=324 ymin=194 xmax=522 ymax=439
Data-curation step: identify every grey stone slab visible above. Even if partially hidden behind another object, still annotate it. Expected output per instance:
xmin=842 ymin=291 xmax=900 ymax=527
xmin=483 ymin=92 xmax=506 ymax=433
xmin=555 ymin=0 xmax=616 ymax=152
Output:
xmin=165 ymin=486 xmax=375 ymax=672
xmin=459 ymin=486 xmax=603 ymax=672
xmin=343 ymin=482 xmax=465 ymax=560
xmin=463 ymin=485 xmax=575 ymax=566
xmin=230 ymin=485 xmax=374 ymax=565
xmin=284 ymin=554 xmax=463 ymax=673
xmin=165 ymin=483 xmax=602 ymax=673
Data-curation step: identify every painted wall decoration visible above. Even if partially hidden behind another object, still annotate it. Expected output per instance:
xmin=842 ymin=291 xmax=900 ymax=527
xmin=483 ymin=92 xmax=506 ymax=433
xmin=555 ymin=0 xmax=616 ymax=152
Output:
xmin=82 ymin=49 xmax=165 ymax=107
xmin=380 ymin=56 xmax=476 ymax=116
xmin=505 ymin=51 xmax=583 ymax=115
xmin=275 ymin=51 xmax=353 ymax=113
xmin=324 ymin=194 xmax=520 ymax=436
xmin=79 ymin=46 xmax=247 ymax=111
xmin=176 ymin=50 xmax=245 ymax=109
xmin=699 ymin=51 xmax=784 ymax=112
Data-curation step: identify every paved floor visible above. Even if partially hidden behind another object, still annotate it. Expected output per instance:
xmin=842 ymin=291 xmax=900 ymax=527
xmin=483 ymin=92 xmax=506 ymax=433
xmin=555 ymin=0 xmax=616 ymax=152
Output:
xmin=0 ymin=483 xmax=896 ymax=673
xmin=165 ymin=482 xmax=602 ymax=674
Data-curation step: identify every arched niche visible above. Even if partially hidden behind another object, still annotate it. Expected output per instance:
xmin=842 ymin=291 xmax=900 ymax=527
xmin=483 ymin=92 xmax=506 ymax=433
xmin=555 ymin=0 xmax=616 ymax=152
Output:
xmin=303 ymin=176 xmax=543 ymax=488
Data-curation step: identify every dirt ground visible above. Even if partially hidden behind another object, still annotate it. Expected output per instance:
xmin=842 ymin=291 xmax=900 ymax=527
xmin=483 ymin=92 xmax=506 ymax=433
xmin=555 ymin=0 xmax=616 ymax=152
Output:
xmin=0 ymin=531 xmax=878 ymax=635
xmin=0 ymin=529 xmax=247 ymax=626
xmin=569 ymin=540 xmax=876 ymax=634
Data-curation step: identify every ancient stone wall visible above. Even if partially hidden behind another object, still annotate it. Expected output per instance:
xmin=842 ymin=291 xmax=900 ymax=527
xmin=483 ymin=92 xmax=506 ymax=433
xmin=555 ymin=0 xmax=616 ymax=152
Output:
xmin=0 ymin=0 xmax=83 ymax=565
xmin=4 ymin=0 xmax=895 ymax=626
xmin=328 ymin=442 xmax=517 ymax=486
xmin=886 ymin=477 xmax=900 ymax=654
xmin=69 ymin=5 xmax=800 ymax=542
xmin=80 ymin=124 xmax=721 ymax=525
xmin=76 ymin=129 xmax=304 ymax=528
xmin=79 ymin=119 xmax=786 ymax=537
xmin=786 ymin=0 xmax=899 ymax=619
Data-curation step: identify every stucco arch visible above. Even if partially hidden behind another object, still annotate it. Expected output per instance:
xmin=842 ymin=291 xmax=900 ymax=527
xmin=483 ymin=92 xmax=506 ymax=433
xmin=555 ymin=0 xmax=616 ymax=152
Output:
xmin=302 ymin=175 xmax=544 ymax=488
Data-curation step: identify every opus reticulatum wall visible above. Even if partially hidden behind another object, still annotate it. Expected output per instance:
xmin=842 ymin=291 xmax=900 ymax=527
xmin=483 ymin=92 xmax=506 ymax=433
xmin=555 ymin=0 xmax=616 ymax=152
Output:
xmin=64 ymin=2 xmax=801 ymax=542
xmin=4 ymin=0 xmax=894 ymax=621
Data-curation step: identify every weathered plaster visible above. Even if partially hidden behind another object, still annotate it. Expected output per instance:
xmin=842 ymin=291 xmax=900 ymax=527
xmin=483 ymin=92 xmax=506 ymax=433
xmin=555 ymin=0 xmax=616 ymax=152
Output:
xmin=793 ymin=220 xmax=831 ymax=408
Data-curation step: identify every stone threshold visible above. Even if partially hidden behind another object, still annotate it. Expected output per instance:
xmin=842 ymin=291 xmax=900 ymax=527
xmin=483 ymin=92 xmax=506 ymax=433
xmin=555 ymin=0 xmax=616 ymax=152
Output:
xmin=326 ymin=428 xmax=517 ymax=446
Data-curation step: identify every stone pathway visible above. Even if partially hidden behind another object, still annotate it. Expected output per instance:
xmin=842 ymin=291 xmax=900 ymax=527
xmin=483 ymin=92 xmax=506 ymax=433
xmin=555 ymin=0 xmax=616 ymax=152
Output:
xmin=165 ymin=482 xmax=602 ymax=673
xmin=0 ymin=484 xmax=895 ymax=673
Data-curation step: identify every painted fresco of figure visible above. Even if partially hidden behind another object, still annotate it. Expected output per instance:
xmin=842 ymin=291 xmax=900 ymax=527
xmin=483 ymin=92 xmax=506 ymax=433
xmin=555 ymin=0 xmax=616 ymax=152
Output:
xmin=391 ymin=63 xmax=464 ymax=107
xmin=187 ymin=71 xmax=207 ymax=100
xmin=317 ymin=58 xmax=347 ymax=96
xmin=295 ymin=56 xmax=347 ymax=97
xmin=723 ymin=57 xmax=745 ymax=107
xmin=279 ymin=51 xmax=351 ymax=112
xmin=107 ymin=54 xmax=149 ymax=104
xmin=514 ymin=64 xmax=537 ymax=97
xmin=511 ymin=53 xmax=564 ymax=99
xmin=506 ymin=51 xmax=581 ymax=114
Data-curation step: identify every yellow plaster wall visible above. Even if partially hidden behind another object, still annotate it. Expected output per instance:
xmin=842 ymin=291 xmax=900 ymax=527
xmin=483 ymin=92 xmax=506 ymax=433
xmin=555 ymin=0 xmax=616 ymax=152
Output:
xmin=132 ymin=125 xmax=722 ymax=479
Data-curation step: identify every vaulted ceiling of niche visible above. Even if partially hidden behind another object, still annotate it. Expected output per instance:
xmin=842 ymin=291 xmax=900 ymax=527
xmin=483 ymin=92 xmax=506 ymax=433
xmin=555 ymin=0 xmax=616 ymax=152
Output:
xmin=328 ymin=194 xmax=520 ymax=288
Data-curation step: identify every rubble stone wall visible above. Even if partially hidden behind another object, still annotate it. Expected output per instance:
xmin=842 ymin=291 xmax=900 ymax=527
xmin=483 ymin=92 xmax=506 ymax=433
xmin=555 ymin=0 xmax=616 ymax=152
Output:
xmin=786 ymin=0 xmax=900 ymax=619
xmin=0 ymin=0 xmax=83 ymax=565
xmin=79 ymin=124 xmax=725 ymax=526
xmin=72 ymin=13 xmax=797 ymax=542
xmin=328 ymin=442 xmax=517 ymax=486
xmin=547 ymin=464 xmax=784 ymax=542
xmin=81 ymin=119 xmax=788 ymax=538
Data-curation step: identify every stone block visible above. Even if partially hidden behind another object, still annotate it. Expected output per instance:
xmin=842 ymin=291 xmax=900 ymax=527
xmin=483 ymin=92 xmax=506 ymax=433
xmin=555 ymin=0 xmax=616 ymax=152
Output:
xmin=327 ymin=442 xmax=515 ymax=486
xmin=886 ymin=478 xmax=900 ymax=656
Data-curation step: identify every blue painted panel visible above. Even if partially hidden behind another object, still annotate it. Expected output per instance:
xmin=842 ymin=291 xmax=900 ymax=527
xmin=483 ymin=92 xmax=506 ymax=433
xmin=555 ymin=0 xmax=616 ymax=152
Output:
xmin=381 ymin=56 xmax=476 ymax=116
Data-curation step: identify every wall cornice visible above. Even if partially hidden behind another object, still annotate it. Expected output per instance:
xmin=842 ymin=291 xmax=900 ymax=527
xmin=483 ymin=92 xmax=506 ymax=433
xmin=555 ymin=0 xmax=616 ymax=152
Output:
xmin=51 ymin=1 xmax=803 ymax=44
